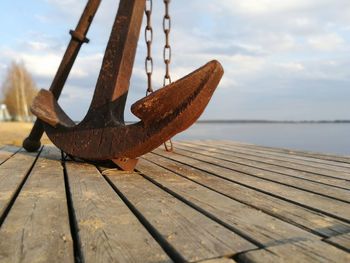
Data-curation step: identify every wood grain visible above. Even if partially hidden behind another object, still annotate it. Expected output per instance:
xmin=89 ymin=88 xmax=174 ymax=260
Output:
xmin=0 ymin=146 xmax=74 ymax=263
xmin=143 ymin=152 xmax=350 ymax=238
xmin=174 ymin=144 xmax=350 ymax=201
xmin=211 ymin=140 xmax=350 ymax=165
xmin=1 ymin=141 xmax=348 ymax=262
xmin=0 ymin=149 xmax=39 ymax=218
xmin=196 ymin=141 xmax=350 ymax=176
xmin=137 ymin=158 xmax=319 ymax=247
xmin=238 ymin=240 xmax=350 ymax=263
xmin=326 ymin=233 xmax=350 ymax=251
xmin=65 ymin=161 xmax=171 ymax=263
xmin=105 ymin=170 xmax=256 ymax=262
xmin=202 ymin=141 xmax=350 ymax=171
xmin=150 ymin=150 xmax=350 ymax=227
xmin=180 ymin=142 xmax=350 ymax=189
xmin=197 ymin=258 xmax=237 ymax=263
xmin=0 ymin=145 xmax=20 ymax=165
xmin=152 ymin=148 xmax=350 ymax=221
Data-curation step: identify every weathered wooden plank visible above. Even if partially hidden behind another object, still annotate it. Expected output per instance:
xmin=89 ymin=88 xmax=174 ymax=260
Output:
xmin=238 ymin=240 xmax=350 ymax=263
xmin=200 ymin=141 xmax=350 ymax=175
xmin=204 ymin=140 xmax=350 ymax=171
xmin=326 ymin=233 xmax=350 ymax=251
xmin=105 ymin=170 xmax=256 ymax=262
xmin=0 ymin=149 xmax=40 ymax=219
xmin=0 ymin=147 xmax=74 ymax=263
xmin=181 ymin=141 xmax=350 ymax=182
xmin=178 ymin=142 xmax=350 ymax=190
xmin=152 ymin=149 xmax=350 ymax=222
xmin=137 ymin=158 xmax=319 ymax=247
xmin=0 ymin=145 xmax=20 ymax=165
xmin=197 ymin=258 xmax=237 ymax=263
xmin=191 ymin=140 xmax=350 ymax=174
xmin=164 ymin=147 xmax=350 ymax=204
xmin=144 ymin=152 xmax=350 ymax=238
xmin=65 ymin=162 xmax=171 ymax=263
xmin=216 ymin=140 xmax=350 ymax=165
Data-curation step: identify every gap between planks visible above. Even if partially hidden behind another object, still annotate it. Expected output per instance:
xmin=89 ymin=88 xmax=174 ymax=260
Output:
xmin=0 ymin=143 xmax=348 ymax=262
xmin=199 ymin=141 xmax=350 ymax=172
xmin=102 ymin=167 xmax=256 ymax=262
xmin=151 ymin=147 xmax=350 ymax=223
xmin=142 ymin=152 xmax=350 ymax=240
xmin=0 ymin=145 xmax=22 ymax=165
xmin=203 ymin=140 xmax=350 ymax=165
xmin=135 ymin=158 xmax=321 ymax=247
xmin=0 ymin=148 xmax=42 ymax=227
xmin=177 ymin=142 xmax=350 ymax=186
xmin=63 ymin=158 xmax=172 ymax=263
xmin=173 ymin=143 xmax=350 ymax=202
xmin=0 ymin=146 xmax=74 ymax=262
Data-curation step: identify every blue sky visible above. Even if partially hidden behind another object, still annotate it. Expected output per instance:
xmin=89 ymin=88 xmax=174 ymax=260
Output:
xmin=1 ymin=0 xmax=349 ymax=121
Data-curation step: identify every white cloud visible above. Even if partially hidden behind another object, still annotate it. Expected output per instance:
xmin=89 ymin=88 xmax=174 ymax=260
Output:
xmin=226 ymin=55 xmax=266 ymax=74
xmin=278 ymin=62 xmax=305 ymax=72
xmin=20 ymin=53 xmax=90 ymax=78
xmin=28 ymin=41 xmax=49 ymax=51
xmin=307 ymin=33 xmax=345 ymax=51
xmin=225 ymin=0 xmax=313 ymax=15
xmin=44 ymin=0 xmax=84 ymax=15
xmin=217 ymin=0 xmax=344 ymax=17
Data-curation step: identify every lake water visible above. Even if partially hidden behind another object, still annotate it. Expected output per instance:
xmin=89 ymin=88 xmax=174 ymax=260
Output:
xmin=174 ymin=123 xmax=350 ymax=156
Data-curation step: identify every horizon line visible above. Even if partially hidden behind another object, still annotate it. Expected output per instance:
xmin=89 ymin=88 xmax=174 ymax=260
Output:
xmin=121 ymin=119 xmax=350 ymax=124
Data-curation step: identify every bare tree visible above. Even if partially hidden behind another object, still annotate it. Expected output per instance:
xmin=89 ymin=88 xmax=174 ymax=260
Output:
xmin=1 ymin=62 xmax=38 ymax=121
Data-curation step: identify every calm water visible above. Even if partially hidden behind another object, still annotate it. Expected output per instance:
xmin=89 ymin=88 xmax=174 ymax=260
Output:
xmin=174 ymin=123 xmax=350 ymax=156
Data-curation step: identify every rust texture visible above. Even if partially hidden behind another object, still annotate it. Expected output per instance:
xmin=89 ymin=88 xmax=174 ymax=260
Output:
xmin=29 ymin=0 xmax=224 ymax=170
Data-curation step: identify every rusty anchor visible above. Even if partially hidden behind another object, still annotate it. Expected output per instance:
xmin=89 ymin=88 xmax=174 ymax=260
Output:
xmin=28 ymin=0 xmax=224 ymax=171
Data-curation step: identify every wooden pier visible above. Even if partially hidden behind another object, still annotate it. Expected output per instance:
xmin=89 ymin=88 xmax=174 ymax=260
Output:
xmin=0 ymin=141 xmax=349 ymax=262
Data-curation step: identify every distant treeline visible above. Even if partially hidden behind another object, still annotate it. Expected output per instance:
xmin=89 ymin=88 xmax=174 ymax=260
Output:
xmin=196 ymin=120 xmax=350 ymax=124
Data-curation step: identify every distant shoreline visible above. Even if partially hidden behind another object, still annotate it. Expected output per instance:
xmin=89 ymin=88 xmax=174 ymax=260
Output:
xmin=103 ymin=120 xmax=350 ymax=124
xmin=121 ymin=120 xmax=350 ymax=124
xmin=195 ymin=120 xmax=350 ymax=124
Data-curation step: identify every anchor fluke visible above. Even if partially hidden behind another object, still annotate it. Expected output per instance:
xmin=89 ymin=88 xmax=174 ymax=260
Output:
xmin=132 ymin=60 xmax=223 ymax=125
xmin=31 ymin=89 xmax=75 ymax=128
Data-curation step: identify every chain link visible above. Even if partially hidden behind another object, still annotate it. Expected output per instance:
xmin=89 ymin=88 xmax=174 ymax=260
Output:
xmin=163 ymin=0 xmax=173 ymax=151
xmin=163 ymin=0 xmax=172 ymax=86
xmin=145 ymin=0 xmax=153 ymax=95
xmin=144 ymin=0 xmax=174 ymax=151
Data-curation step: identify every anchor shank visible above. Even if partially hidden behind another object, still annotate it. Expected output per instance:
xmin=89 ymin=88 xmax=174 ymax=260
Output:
xmin=88 ymin=0 xmax=145 ymax=123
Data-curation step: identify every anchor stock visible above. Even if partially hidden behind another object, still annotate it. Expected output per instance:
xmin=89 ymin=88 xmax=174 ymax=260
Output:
xmin=23 ymin=0 xmax=102 ymax=152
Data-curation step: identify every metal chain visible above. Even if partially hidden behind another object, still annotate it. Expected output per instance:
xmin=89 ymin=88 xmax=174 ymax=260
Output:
xmin=145 ymin=0 xmax=153 ymax=95
xmin=163 ymin=0 xmax=172 ymax=86
xmin=144 ymin=0 xmax=173 ymax=151
xmin=163 ymin=0 xmax=173 ymax=151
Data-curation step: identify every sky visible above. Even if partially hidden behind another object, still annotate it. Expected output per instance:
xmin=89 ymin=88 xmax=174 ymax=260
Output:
xmin=0 ymin=0 xmax=349 ymax=121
